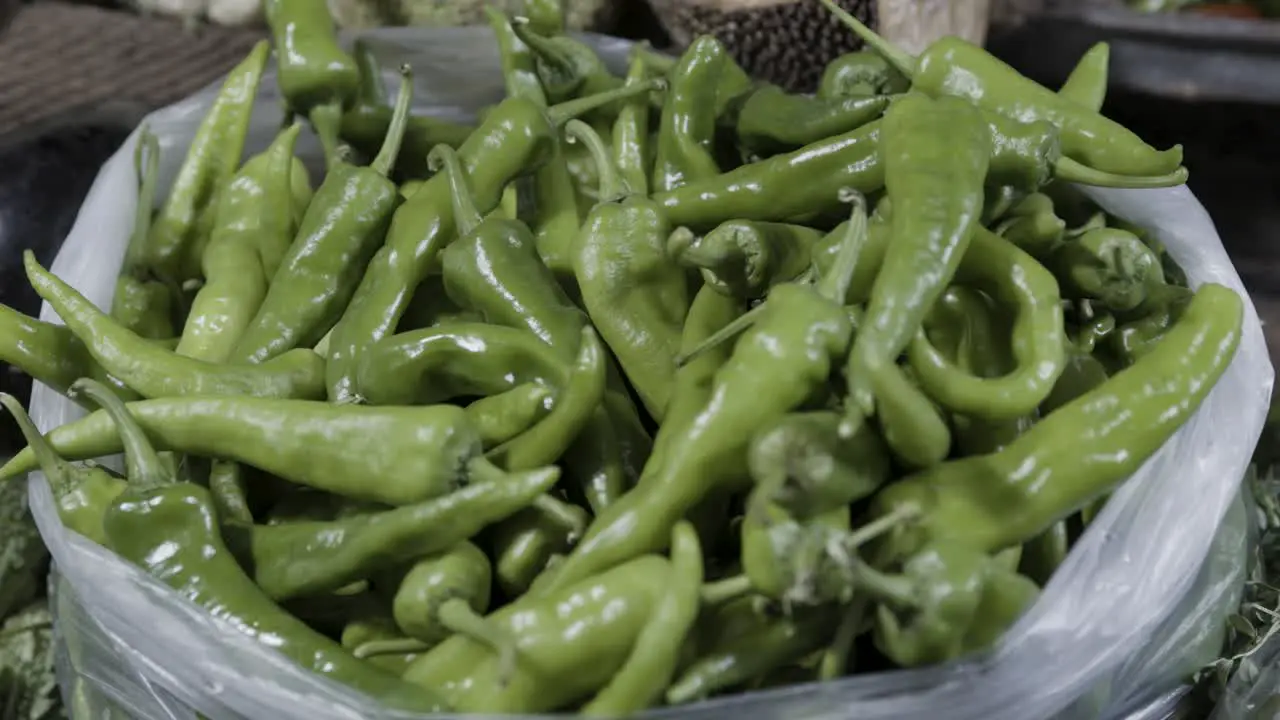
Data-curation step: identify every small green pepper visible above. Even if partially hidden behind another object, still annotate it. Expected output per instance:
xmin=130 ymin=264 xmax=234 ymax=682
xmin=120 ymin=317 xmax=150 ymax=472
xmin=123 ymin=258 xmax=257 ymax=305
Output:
xmin=818 ymin=50 xmax=910 ymax=98
xmin=0 ymin=393 xmax=124 ymax=546
xmin=112 ymin=129 xmax=175 ymax=340
xmin=146 ymin=41 xmax=269 ymax=286
xmin=233 ymin=69 xmax=415 ymax=364
xmin=264 ymin=0 xmax=360 ymax=168
xmin=668 ymin=220 xmax=824 ymax=300
xmin=25 ymin=252 xmax=326 ymax=401
xmin=80 ymin=378 xmax=447 ymax=711
xmin=177 ymin=122 xmax=303 ymax=363
xmin=653 ymin=36 xmax=726 ymax=193
xmin=564 ymin=119 xmax=691 ymax=420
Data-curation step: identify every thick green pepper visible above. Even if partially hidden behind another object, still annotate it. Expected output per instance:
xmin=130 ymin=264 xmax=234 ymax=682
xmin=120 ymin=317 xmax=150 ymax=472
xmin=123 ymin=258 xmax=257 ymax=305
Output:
xmin=264 ymin=0 xmax=360 ymax=168
xmin=324 ymin=80 xmax=662 ymax=403
xmin=112 ymin=129 xmax=174 ymax=340
xmin=653 ymin=36 xmax=726 ymax=193
xmin=0 ymin=392 xmax=124 ymax=546
xmin=565 ymin=119 xmax=690 ymax=420
xmin=905 ymin=225 xmax=1067 ymax=421
xmin=818 ymin=50 xmax=910 ymax=98
xmin=177 ymin=122 xmax=302 ymax=363
xmin=82 ymin=378 xmax=446 ymax=711
xmin=1049 ymin=227 xmax=1166 ymax=313
xmin=223 ymin=467 xmax=556 ymax=601
xmin=146 ymin=41 xmax=269 ymax=286
xmin=233 ymin=70 xmax=414 ymax=364
xmin=732 ymin=85 xmax=891 ymax=156
xmin=821 ymin=0 xmax=1184 ymax=177
xmin=532 ymin=194 xmax=868 ymax=596
xmin=0 ymin=397 xmax=509 ymax=507
xmin=843 ymin=93 xmax=991 ymax=436
xmin=668 ymin=220 xmax=824 ymax=300
xmin=872 ymin=282 xmax=1244 ymax=561
xmin=25 ymin=252 xmax=326 ymax=401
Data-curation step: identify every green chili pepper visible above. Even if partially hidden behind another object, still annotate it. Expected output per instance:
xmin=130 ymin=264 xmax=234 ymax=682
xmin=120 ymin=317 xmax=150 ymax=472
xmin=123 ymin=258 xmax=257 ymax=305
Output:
xmin=669 ymin=221 xmax=823 ymax=300
xmin=489 ymin=501 xmax=589 ymax=596
xmin=146 ymin=41 xmax=269 ymax=286
xmin=1108 ymin=290 xmax=1194 ymax=366
xmin=653 ymin=36 xmax=726 ymax=193
xmin=1059 ymin=42 xmax=1110 ymax=112
xmin=403 ymin=528 xmax=691 ymax=713
xmin=1 ymin=397 xmax=512 ymax=507
xmin=24 ymin=252 xmax=326 ymax=400
xmin=666 ymin=598 xmax=838 ymax=704
xmin=581 ymin=521 xmax=704 ymax=716
xmin=0 ymin=305 xmax=138 ymax=402
xmin=905 ymin=225 xmax=1067 ymax=421
xmin=112 ymin=129 xmax=175 ymax=340
xmin=77 ymin=378 xmax=447 ymax=711
xmin=853 ymin=543 xmax=1039 ymax=666
xmin=652 ymin=120 xmax=882 ymax=231
xmin=873 ymin=282 xmax=1243 ymax=560
xmin=842 ymin=93 xmax=991 ymax=435
xmin=465 ymin=383 xmax=554 ymax=448
xmin=747 ymin=410 xmax=890 ymax=520
xmin=264 ymin=0 xmax=360 ymax=169
xmin=341 ymin=39 xmax=474 ymax=180
xmin=1049 ymin=227 xmax=1166 ymax=313
xmin=1042 ymin=346 xmax=1110 ymax=414
xmin=428 ymin=144 xmax=649 ymax=510
xmin=511 ymin=19 xmax=621 ymax=102
xmin=232 ymin=70 xmax=414 ymax=365
xmin=177 ymin=122 xmax=303 ymax=363
xmin=325 ymin=80 xmax=663 ymax=403
xmin=818 ymin=50 xmax=910 ymax=98
xmin=873 ymin=359 xmax=954 ymax=469
xmin=733 ymin=86 xmax=891 ymax=156
xmin=533 ymin=194 xmax=868 ymax=596
xmin=341 ymin=608 xmax=421 ymax=672
xmin=222 ymin=466 xmax=557 ymax=601
xmin=355 ymin=323 xmax=567 ymax=406
xmin=564 ymin=120 xmax=690 ymax=419
xmin=820 ymin=0 xmax=1184 ymax=177
xmin=994 ymin=192 xmax=1067 ymax=260
xmin=613 ymin=49 xmax=653 ymax=197
xmin=0 ymin=394 xmax=124 ymax=546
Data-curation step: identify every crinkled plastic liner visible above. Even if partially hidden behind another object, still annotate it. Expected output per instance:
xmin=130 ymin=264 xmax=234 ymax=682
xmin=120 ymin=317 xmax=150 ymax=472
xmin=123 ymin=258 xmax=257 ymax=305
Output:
xmin=25 ymin=26 xmax=1274 ymax=720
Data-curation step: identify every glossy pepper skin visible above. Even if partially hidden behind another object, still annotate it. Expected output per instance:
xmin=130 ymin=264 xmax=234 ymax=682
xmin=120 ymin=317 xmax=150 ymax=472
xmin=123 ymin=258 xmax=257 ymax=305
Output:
xmin=652 ymin=121 xmax=883 ymax=231
xmin=873 ymin=283 xmax=1244 ymax=561
xmin=0 ymin=397 xmax=496 ymax=507
xmin=81 ymin=378 xmax=447 ymax=712
xmin=732 ymin=85 xmax=891 ymax=157
xmin=854 ymin=543 xmax=1040 ymax=667
xmin=669 ymin=220 xmax=824 ymax=300
xmin=0 ymin=305 xmax=137 ymax=402
xmin=340 ymin=39 xmax=474 ymax=180
xmin=146 ymin=42 xmax=269 ymax=286
xmin=1058 ymin=41 xmax=1110 ymax=113
xmin=0 ymin=392 xmax=124 ymax=546
xmin=531 ymin=196 xmax=868 ymax=596
xmin=565 ymin=120 xmax=690 ymax=420
xmin=25 ymin=252 xmax=326 ymax=401
xmin=906 ymin=226 xmax=1067 ymax=421
xmin=264 ymin=0 xmax=360 ymax=168
xmin=233 ymin=71 xmax=414 ymax=365
xmin=818 ymin=50 xmax=910 ymax=98
xmin=667 ymin=598 xmax=838 ymax=704
xmin=464 ymin=383 xmax=554 ymax=448
xmin=177 ymin=123 xmax=303 ymax=363
xmin=821 ymin=0 xmax=1184 ymax=178
xmin=843 ymin=93 xmax=991 ymax=434
xmin=404 ymin=524 xmax=699 ymax=714
xmin=612 ymin=50 xmax=653 ymax=197
xmin=112 ymin=129 xmax=174 ymax=340
xmin=653 ymin=35 xmax=727 ymax=192
xmin=324 ymin=80 xmax=663 ymax=403
xmin=224 ymin=464 xmax=557 ymax=601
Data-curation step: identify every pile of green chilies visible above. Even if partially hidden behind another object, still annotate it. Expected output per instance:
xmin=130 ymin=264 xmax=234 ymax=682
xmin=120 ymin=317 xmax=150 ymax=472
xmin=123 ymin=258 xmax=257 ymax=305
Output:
xmin=0 ymin=0 xmax=1248 ymax=714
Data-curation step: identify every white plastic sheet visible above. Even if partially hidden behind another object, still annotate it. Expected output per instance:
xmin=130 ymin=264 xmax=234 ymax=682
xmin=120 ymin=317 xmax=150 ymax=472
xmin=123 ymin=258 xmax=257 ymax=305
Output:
xmin=27 ymin=26 xmax=1275 ymax=720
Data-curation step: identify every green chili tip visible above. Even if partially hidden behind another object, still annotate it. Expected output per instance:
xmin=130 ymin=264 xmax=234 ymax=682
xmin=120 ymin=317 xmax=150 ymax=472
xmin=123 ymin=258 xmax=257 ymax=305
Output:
xmin=67 ymin=378 xmax=171 ymax=490
xmin=1054 ymin=155 xmax=1189 ymax=189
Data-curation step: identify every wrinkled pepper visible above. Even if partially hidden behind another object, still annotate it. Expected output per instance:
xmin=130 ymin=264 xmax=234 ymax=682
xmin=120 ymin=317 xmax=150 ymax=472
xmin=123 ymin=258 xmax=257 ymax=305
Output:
xmin=668 ymin=220 xmax=824 ymax=300
xmin=511 ymin=19 xmax=621 ymax=102
xmin=818 ymin=50 xmax=910 ymax=99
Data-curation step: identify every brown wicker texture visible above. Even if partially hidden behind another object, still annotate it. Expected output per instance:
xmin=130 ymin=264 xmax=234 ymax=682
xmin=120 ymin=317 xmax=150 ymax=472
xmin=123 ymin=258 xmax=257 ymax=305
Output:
xmin=0 ymin=2 xmax=265 ymax=138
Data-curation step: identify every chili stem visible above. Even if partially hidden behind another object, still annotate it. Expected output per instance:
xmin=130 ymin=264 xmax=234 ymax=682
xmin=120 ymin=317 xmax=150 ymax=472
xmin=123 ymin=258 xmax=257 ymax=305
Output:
xmin=428 ymin=144 xmax=484 ymax=236
xmin=818 ymin=598 xmax=868 ymax=680
xmin=309 ymin=102 xmax=344 ymax=172
xmin=564 ymin=119 xmax=627 ymax=201
xmin=849 ymin=559 xmax=918 ymax=609
xmin=700 ymin=575 xmax=754 ymax=607
xmin=69 ymin=378 xmax=170 ymax=489
xmin=370 ymin=65 xmax=415 ymax=178
xmin=510 ymin=18 xmax=577 ymax=77
xmin=817 ymin=0 xmax=917 ymax=79
xmin=816 ymin=189 xmax=868 ymax=303
xmin=0 ymin=393 xmax=73 ymax=496
xmin=844 ymin=503 xmax=920 ymax=550
xmin=674 ymin=302 xmax=767 ymax=368
xmin=1054 ymin=156 xmax=1188 ymax=188
xmin=353 ymin=637 xmax=431 ymax=658
xmin=547 ymin=78 xmax=667 ymax=127
xmin=438 ymin=597 xmax=520 ymax=687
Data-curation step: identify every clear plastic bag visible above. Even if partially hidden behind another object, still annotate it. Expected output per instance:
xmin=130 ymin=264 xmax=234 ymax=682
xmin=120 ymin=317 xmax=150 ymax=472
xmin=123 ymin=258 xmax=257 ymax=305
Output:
xmin=25 ymin=26 xmax=1274 ymax=720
